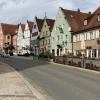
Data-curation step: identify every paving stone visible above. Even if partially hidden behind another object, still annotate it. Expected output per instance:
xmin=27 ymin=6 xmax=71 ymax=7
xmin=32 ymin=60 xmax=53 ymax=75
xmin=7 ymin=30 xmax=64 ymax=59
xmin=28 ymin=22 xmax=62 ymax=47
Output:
xmin=0 ymin=62 xmax=39 ymax=100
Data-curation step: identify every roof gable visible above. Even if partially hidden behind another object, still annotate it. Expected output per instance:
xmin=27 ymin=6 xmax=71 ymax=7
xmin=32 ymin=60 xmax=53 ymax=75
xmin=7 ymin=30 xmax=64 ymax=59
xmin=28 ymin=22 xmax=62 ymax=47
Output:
xmin=27 ymin=21 xmax=34 ymax=31
xmin=35 ymin=17 xmax=44 ymax=32
xmin=18 ymin=23 xmax=25 ymax=33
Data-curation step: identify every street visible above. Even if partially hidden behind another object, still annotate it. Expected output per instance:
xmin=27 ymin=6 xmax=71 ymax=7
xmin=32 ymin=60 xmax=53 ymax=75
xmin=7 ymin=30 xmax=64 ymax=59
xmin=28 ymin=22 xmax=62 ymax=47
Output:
xmin=0 ymin=56 xmax=100 ymax=100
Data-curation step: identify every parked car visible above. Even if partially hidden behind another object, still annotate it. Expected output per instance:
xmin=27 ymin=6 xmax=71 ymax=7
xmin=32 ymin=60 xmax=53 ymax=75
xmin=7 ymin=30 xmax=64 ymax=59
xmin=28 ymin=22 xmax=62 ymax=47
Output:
xmin=17 ymin=50 xmax=30 ymax=56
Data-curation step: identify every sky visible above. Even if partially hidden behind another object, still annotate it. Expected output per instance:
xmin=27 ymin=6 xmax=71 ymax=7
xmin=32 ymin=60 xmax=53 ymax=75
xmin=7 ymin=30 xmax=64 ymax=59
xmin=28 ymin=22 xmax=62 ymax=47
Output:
xmin=0 ymin=0 xmax=99 ymax=24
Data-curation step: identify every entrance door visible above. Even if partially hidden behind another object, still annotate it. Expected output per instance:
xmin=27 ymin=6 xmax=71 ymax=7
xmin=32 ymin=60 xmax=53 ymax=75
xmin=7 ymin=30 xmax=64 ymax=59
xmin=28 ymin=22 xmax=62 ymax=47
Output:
xmin=57 ymin=49 xmax=59 ymax=56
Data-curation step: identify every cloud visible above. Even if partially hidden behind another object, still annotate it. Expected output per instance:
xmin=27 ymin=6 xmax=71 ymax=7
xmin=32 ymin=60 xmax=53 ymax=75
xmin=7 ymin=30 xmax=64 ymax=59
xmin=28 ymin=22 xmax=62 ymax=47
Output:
xmin=0 ymin=0 xmax=99 ymax=24
xmin=0 ymin=2 xmax=7 ymax=10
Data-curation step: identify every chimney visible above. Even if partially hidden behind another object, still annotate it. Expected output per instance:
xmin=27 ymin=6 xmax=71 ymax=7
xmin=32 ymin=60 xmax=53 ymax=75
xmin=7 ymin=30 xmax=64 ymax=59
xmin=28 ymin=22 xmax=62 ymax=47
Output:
xmin=77 ymin=8 xmax=80 ymax=13
xmin=35 ymin=16 xmax=37 ymax=19
xmin=88 ymin=12 xmax=91 ymax=15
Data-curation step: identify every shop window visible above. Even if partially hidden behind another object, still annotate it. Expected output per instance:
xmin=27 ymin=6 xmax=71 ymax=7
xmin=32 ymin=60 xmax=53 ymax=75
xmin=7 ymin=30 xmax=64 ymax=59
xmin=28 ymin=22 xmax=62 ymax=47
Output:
xmin=7 ymin=36 xmax=10 ymax=39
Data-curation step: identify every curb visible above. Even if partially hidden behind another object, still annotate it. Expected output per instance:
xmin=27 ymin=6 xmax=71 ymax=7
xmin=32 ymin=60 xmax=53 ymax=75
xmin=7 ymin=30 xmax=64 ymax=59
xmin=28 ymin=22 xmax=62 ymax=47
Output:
xmin=48 ymin=61 xmax=100 ymax=74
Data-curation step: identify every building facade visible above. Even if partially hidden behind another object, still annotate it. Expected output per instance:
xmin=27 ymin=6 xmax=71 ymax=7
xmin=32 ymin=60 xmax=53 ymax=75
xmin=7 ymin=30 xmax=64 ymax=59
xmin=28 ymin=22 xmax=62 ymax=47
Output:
xmin=51 ymin=7 xmax=72 ymax=56
xmin=0 ymin=23 xmax=18 ymax=54
xmin=73 ymin=7 xmax=100 ymax=58
xmin=17 ymin=23 xmax=25 ymax=54
xmin=31 ymin=17 xmax=43 ymax=56
xmin=40 ymin=17 xmax=54 ymax=53
xmin=23 ymin=21 xmax=34 ymax=53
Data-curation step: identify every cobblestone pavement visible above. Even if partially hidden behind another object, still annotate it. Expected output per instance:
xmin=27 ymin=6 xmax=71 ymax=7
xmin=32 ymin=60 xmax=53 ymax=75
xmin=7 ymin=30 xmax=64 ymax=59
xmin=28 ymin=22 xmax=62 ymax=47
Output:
xmin=0 ymin=62 xmax=39 ymax=100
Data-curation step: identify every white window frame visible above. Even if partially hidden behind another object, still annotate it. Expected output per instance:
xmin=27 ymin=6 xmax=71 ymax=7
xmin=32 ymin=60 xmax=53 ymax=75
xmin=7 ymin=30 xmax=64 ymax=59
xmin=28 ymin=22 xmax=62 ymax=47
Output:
xmin=84 ymin=20 xmax=87 ymax=25
xmin=98 ymin=15 xmax=100 ymax=21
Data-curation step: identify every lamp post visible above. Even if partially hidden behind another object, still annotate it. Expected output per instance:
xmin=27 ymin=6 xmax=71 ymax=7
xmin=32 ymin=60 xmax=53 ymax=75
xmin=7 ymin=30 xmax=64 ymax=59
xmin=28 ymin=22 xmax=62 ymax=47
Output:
xmin=34 ymin=44 xmax=37 ymax=56
xmin=97 ymin=38 xmax=100 ymax=58
xmin=81 ymin=39 xmax=86 ymax=68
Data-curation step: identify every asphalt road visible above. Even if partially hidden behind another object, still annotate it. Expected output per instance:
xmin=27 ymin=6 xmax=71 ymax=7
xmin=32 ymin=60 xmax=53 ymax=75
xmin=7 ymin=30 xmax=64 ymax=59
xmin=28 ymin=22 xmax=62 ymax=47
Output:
xmin=0 ymin=56 xmax=100 ymax=100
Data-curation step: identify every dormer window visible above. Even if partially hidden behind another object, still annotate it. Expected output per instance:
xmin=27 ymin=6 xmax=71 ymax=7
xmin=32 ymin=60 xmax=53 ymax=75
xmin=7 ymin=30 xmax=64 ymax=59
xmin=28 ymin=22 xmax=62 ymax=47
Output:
xmin=84 ymin=19 xmax=87 ymax=25
xmin=98 ymin=14 xmax=100 ymax=21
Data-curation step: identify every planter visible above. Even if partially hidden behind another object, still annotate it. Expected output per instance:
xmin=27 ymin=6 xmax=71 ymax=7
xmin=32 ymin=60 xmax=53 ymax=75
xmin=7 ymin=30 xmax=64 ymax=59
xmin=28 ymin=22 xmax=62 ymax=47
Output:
xmin=49 ymin=59 xmax=53 ymax=62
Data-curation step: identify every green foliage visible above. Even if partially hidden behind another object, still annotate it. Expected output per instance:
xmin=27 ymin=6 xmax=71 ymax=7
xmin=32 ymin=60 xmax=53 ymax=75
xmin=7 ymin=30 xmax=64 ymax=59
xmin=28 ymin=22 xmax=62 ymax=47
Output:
xmin=39 ymin=51 xmax=54 ymax=59
xmin=63 ymin=52 xmax=73 ymax=58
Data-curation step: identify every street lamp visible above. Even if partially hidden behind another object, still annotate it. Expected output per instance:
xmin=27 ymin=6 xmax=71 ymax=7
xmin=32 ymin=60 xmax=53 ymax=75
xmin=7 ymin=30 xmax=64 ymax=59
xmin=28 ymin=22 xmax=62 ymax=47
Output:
xmin=81 ymin=39 xmax=86 ymax=68
xmin=97 ymin=38 xmax=100 ymax=58
xmin=34 ymin=44 xmax=37 ymax=56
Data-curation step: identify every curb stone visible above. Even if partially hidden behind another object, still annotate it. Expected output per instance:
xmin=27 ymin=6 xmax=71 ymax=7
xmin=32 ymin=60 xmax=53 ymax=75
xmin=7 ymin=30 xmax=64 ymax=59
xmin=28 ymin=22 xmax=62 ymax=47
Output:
xmin=48 ymin=61 xmax=100 ymax=74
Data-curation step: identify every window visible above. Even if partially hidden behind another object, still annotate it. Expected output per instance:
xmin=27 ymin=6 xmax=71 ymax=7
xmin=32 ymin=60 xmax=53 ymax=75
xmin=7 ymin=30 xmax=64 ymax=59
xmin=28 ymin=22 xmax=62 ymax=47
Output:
xmin=98 ymin=49 xmax=100 ymax=57
xmin=32 ymin=32 xmax=38 ymax=37
xmin=84 ymin=19 xmax=87 ymax=25
xmin=7 ymin=36 xmax=10 ymax=39
xmin=55 ymin=26 xmax=57 ymax=31
xmin=84 ymin=33 xmax=87 ymax=40
xmin=62 ymin=41 xmax=64 ymax=45
xmin=34 ymin=25 xmax=36 ymax=29
xmin=61 ymin=35 xmax=63 ymax=40
xmin=73 ymin=35 xmax=76 ymax=42
xmin=87 ymin=32 xmax=90 ymax=40
xmin=46 ymin=31 xmax=48 ymax=36
xmin=57 ymin=36 xmax=59 ymax=41
xmin=66 ymin=35 xmax=67 ymax=39
xmin=43 ymin=32 xmax=45 ymax=36
xmin=77 ymin=34 xmax=80 ymax=41
xmin=58 ymin=25 xmax=64 ymax=33
xmin=75 ymin=35 xmax=78 ymax=42
xmin=90 ymin=32 xmax=93 ymax=39
xmin=98 ymin=14 xmax=100 ymax=21
xmin=53 ymin=37 xmax=55 ymax=41
xmin=99 ymin=30 xmax=100 ymax=38
xmin=46 ymin=40 xmax=47 ymax=44
xmin=48 ymin=39 xmax=50 ymax=44
xmin=43 ymin=40 xmax=44 ymax=46
xmin=80 ymin=34 xmax=82 ymax=41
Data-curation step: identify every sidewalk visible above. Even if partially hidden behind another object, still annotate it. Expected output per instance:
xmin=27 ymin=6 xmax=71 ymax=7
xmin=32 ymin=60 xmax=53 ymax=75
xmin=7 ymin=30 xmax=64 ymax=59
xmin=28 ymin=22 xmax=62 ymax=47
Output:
xmin=0 ymin=62 xmax=38 ymax=100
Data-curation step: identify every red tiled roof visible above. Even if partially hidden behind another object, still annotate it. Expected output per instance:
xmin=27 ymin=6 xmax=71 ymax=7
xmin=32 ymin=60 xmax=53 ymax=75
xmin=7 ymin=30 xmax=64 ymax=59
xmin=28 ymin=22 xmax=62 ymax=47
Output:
xmin=77 ymin=7 xmax=100 ymax=32
xmin=35 ymin=17 xmax=44 ymax=32
xmin=1 ymin=23 xmax=18 ymax=35
xmin=21 ymin=24 xmax=25 ymax=32
xmin=61 ymin=8 xmax=89 ymax=32
xmin=62 ymin=7 xmax=100 ymax=33
xmin=27 ymin=21 xmax=34 ymax=32
xmin=46 ymin=19 xmax=55 ymax=31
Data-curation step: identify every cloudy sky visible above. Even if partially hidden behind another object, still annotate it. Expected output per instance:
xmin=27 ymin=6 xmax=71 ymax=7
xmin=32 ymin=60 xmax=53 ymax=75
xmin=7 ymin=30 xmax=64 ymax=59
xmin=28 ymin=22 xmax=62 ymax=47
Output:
xmin=0 ymin=0 xmax=99 ymax=24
